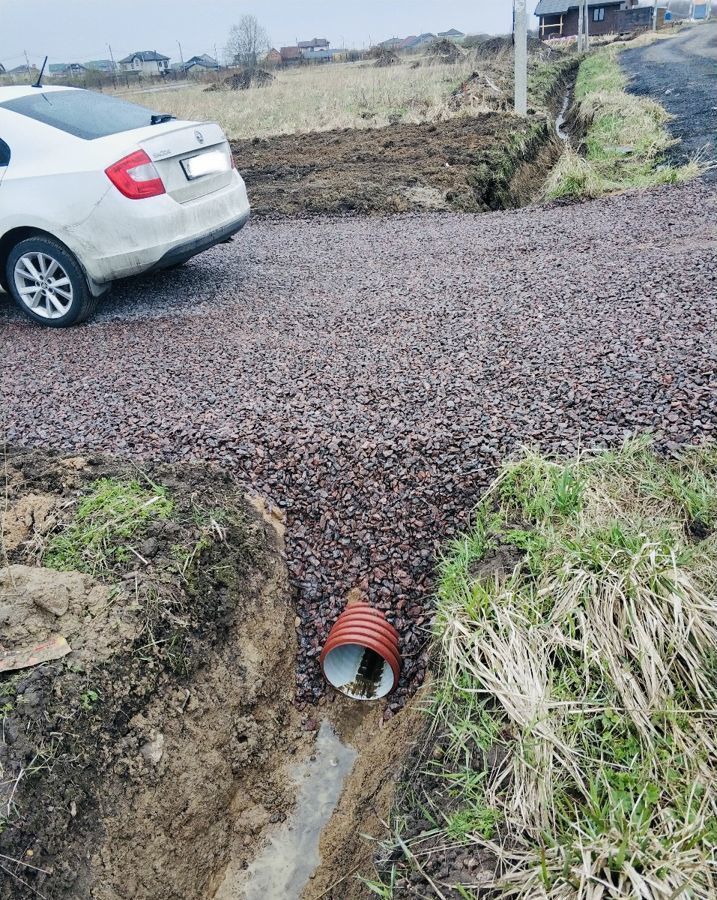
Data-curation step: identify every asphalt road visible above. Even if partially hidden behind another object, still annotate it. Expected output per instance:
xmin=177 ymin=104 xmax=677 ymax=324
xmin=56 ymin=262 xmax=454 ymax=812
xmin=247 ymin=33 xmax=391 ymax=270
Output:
xmin=621 ymin=22 xmax=717 ymax=178
xmin=2 ymin=181 xmax=715 ymax=704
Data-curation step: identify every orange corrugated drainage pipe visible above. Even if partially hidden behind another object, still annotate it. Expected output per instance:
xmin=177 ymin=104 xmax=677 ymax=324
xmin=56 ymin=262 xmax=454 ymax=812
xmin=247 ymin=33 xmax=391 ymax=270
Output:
xmin=320 ymin=600 xmax=401 ymax=700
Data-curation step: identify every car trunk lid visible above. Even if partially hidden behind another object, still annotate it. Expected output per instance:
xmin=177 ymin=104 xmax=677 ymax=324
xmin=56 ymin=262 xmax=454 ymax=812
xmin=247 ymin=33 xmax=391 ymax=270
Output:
xmin=136 ymin=121 xmax=233 ymax=203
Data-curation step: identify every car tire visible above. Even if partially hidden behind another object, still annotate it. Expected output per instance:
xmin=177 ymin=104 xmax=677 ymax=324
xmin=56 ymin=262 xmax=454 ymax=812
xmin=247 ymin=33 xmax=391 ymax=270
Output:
xmin=6 ymin=236 xmax=99 ymax=327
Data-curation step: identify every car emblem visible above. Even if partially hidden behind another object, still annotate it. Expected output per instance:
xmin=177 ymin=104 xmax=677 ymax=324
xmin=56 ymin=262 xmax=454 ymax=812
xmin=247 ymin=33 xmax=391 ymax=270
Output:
xmin=194 ymin=130 xmax=204 ymax=145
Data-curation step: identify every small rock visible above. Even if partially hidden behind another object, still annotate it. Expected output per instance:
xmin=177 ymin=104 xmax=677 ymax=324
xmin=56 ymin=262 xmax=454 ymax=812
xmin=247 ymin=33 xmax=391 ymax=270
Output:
xmin=140 ymin=732 xmax=165 ymax=765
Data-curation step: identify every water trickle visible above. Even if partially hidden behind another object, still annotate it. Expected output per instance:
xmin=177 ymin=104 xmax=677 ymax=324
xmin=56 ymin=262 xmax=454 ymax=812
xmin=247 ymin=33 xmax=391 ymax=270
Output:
xmin=555 ymin=90 xmax=571 ymax=142
xmin=227 ymin=721 xmax=357 ymax=900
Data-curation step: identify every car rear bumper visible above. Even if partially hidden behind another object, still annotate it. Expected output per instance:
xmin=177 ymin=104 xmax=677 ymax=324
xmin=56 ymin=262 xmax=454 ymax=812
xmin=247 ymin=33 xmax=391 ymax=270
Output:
xmin=151 ymin=209 xmax=250 ymax=270
xmin=64 ymin=172 xmax=251 ymax=284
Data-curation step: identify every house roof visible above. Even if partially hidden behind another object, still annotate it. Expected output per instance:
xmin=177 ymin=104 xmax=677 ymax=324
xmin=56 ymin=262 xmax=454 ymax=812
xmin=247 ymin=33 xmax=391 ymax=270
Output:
xmin=398 ymin=35 xmax=418 ymax=48
xmin=535 ymin=0 xmax=620 ymax=12
xmin=185 ymin=54 xmax=218 ymax=67
xmin=118 ymin=50 xmax=170 ymax=63
xmin=85 ymin=59 xmax=115 ymax=69
xmin=280 ymin=46 xmax=302 ymax=59
xmin=297 ymin=38 xmax=329 ymax=48
xmin=438 ymin=28 xmax=465 ymax=36
xmin=6 ymin=65 xmax=37 ymax=74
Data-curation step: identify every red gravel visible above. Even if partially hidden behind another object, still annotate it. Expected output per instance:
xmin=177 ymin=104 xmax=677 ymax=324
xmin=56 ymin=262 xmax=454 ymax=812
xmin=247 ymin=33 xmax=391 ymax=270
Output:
xmin=1 ymin=181 xmax=716 ymax=709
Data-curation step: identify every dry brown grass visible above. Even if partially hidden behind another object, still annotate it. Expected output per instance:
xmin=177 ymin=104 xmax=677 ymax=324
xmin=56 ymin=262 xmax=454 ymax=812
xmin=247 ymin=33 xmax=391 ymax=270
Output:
xmin=110 ymin=59 xmax=483 ymax=140
xmin=378 ymin=441 xmax=717 ymax=899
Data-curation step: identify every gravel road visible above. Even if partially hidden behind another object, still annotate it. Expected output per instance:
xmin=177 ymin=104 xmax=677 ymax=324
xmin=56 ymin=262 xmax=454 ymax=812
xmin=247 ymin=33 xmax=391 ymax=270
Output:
xmin=621 ymin=22 xmax=717 ymax=179
xmin=2 ymin=181 xmax=716 ymax=708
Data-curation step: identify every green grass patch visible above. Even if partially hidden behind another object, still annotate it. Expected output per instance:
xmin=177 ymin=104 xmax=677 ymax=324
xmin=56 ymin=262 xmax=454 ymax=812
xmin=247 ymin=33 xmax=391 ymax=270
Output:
xmin=379 ymin=440 xmax=717 ymax=897
xmin=44 ymin=477 xmax=172 ymax=574
xmin=545 ymin=47 xmax=701 ymax=200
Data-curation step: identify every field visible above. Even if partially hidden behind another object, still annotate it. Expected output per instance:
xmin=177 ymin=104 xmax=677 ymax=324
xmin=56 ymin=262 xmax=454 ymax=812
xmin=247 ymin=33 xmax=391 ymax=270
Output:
xmin=114 ymin=59 xmax=483 ymax=139
xmin=110 ymin=44 xmax=570 ymax=140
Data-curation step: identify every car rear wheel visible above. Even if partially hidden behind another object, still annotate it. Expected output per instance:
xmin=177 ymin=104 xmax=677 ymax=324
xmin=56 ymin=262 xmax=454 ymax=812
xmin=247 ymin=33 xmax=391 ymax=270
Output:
xmin=6 ymin=237 xmax=99 ymax=327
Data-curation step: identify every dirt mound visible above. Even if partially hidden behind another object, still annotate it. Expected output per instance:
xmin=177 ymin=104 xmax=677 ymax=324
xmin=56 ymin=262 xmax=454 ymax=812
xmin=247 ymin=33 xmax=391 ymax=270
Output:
xmin=473 ymin=34 xmax=552 ymax=58
xmin=428 ymin=37 xmax=464 ymax=63
xmin=232 ymin=114 xmax=555 ymax=217
xmin=450 ymin=69 xmax=510 ymax=112
xmin=374 ymin=48 xmax=400 ymax=67
xmin=213 ymin=68 xmax=275 ymax=91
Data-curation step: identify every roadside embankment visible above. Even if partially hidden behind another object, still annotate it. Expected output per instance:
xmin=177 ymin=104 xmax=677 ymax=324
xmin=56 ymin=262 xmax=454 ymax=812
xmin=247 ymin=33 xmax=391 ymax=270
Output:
xmin=544 ymin=43 xmax=702 ymax=201
xmin=369 ymin=441 xmax=717 ymax=898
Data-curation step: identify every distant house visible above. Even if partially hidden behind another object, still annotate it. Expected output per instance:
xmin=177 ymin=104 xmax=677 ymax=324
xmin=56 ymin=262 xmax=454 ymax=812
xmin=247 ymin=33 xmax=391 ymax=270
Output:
xmin=0 ymin=63 xmax=5 ymax=75
xmin=183 ymin=54 xmax=219 ymax=72
xmin=265 ymin=48 xmax=282 ymax=65
xmin=85 ymin=59 xmax=117 ymax=73
xmin=378 ymin=37 xmax=403 ymax=49
xmin=280 ymin=46 xmax=302 ymax=64
xmin=118 ymin=50 xmax=170 ymax=74
xmin=5 ymin=64 xmax=37 ymax=76
xmin=535 ymin=0 xmax=638 ymax=37
xmin=297 ymin=38 xmax=330 ymax=50
xmin=402 ymin=33 xmax=437 ymax=50
xmin=48 ymin=62 xmax=87 ymax=77
xmin=437 ymin=28 xmax=465 ymax=40
xmin=398 ymin=35 xmax=418 ymax=49
xmin=301 ymin=49 xmax=340 ymax=61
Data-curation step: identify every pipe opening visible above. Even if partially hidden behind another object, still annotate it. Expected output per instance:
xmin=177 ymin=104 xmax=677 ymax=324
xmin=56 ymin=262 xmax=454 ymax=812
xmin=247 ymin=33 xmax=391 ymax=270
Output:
xmin=322 ymin=643 xmax=394 ymax=700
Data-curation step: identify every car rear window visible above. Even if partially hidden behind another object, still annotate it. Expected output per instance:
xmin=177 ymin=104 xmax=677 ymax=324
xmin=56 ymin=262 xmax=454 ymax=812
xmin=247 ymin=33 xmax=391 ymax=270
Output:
xmin=0 ymin=90 xmax=164 ymax=140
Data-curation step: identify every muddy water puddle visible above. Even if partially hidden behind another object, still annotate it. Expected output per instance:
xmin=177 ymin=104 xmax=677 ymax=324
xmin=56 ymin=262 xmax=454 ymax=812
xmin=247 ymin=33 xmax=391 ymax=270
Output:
xmin=216 ymin=720 xmax=357 ymax=899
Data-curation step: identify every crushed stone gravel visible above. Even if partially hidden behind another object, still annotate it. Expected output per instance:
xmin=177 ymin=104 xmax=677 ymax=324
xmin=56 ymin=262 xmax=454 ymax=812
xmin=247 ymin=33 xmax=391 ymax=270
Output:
xmin=1 ymin=181 xmax=716 ymax=710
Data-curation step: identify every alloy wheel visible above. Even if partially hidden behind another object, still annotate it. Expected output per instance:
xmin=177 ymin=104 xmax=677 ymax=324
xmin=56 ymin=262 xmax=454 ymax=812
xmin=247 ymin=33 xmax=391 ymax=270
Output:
xmin=13 ymin=251 xmax=74 ymax=320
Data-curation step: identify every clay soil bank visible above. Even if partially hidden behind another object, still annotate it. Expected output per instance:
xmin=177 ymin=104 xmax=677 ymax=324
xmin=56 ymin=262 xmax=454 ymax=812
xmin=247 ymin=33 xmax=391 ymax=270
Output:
xmin=0 ymin=450 xmax=422 ymax=899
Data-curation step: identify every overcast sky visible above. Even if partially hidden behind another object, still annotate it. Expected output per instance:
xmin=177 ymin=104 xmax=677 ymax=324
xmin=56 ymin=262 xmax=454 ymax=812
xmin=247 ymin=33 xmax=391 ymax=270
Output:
xmin=0 ymin=0 xmax=522 ymax=68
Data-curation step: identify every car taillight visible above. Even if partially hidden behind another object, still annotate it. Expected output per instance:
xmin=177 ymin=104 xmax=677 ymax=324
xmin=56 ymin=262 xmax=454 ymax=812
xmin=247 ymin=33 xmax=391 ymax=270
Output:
xmin=105 ymin=149 xmax=165 ymax=199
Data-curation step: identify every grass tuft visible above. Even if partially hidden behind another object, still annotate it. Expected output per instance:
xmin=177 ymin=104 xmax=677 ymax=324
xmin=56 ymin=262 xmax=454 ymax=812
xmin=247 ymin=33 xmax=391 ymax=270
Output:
xmin=44 ymin=477 xmax=172 ymax=574
xmin=381 ymin=440 xmax=717 ymax=898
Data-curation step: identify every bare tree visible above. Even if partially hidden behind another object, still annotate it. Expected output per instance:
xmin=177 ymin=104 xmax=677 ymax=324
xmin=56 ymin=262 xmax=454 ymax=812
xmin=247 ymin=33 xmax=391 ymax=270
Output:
xmin=225 ymin=15 xmax=270 ymax=70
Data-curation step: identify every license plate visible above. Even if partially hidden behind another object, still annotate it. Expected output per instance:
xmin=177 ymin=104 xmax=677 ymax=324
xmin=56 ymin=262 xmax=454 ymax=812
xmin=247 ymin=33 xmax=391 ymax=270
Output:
xmin=181 ymin=150 xmax=229 ymax=180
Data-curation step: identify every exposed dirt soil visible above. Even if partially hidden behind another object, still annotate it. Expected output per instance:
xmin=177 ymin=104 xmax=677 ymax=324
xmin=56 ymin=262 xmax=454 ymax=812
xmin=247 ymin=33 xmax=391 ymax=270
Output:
xmin=0 ymin=449 xmax=305 ymax=899
xmin=305 ymin=691 xmax=430 ymax=900
xmin=232 ymin=114 xmax=558 ymax=217
xmin=0 ymin=449 xmax=432 ymax=900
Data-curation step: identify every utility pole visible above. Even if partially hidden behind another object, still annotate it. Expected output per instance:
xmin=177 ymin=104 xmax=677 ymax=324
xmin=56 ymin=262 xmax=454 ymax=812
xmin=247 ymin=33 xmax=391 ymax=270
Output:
xmin=177 ymin=40 xmax=184 ymax=66
xmin=577 ymin=2 xmax=584 ymax=51
xmin=653 ymin=0 xmax=658 ymax=31
xmin=584 ymin=0 xmax=590 ymax=51
xmin=107 ymin=43 xmax=117 ymax=88
xmin=514 ymin=0 xmax=528 ymax=116
xmin=23 ymin=49 xmax=31 ymax=74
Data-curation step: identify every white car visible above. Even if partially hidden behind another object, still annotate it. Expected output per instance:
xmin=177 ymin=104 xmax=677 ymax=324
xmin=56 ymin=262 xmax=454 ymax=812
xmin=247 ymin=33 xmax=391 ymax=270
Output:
xmin=0 ymin=84 xmax=250 ymax=326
